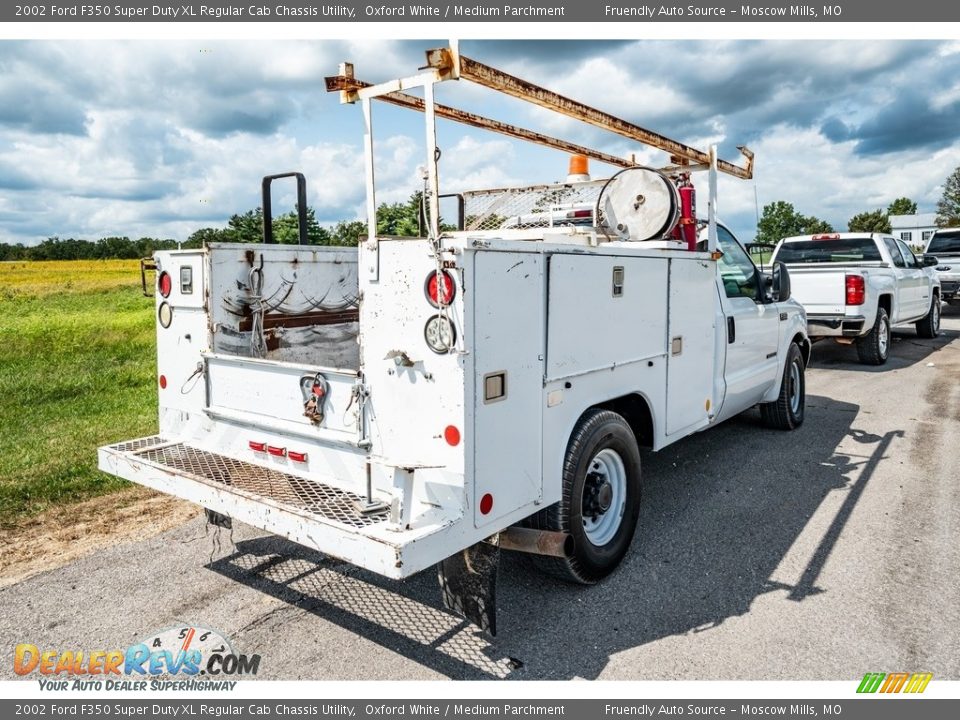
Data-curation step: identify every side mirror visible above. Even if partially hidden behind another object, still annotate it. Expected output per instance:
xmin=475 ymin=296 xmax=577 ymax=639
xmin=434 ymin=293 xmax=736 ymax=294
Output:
xmin=772 ymin=261 xmax=791 ymax=302
xmin=922 ymin=255 xmax=939 ymax=267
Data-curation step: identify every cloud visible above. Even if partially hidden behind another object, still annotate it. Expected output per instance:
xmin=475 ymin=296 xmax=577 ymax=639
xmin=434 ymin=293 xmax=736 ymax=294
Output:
xmin=0 ymin=40 xmax=959 ymax=246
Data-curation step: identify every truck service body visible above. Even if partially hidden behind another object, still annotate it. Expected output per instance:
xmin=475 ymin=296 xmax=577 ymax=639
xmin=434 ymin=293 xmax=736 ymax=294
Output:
xmin=99 ymin=46 xmax=809 ymax=631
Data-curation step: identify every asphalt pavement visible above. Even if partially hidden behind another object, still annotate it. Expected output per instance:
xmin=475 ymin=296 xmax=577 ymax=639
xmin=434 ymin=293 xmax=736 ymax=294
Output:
xmin=2 ymin=306 xmax=959 ymax=681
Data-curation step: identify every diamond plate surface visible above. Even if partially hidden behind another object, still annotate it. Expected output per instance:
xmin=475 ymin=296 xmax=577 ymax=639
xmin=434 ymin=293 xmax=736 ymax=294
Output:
xmin=134 ymin=443 xmax=388 ymax=528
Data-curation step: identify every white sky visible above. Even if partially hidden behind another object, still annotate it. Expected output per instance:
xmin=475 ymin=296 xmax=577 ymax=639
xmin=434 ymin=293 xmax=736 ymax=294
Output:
xmin=1 ymin=38 xmax=959 ymax=245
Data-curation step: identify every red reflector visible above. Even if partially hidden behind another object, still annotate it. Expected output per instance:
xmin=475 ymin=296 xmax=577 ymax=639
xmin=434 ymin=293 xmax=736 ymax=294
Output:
xmin=813 ymin=233 xmax=841 ymax=240
xmin=444 ymin=425 xmax=461 ymax=446
xmin=566 ymin=209 xmax=593 ymax=219
xmin=426 ymin=270 xmax=456 ymax=307
xmin=288 ymin=450 xmax=308 ymax=463
xmin=158 ymin=375 xmax=167 ymax=389
xmin=845 ymin=274 xmax=865 ymax=305
xmin=267 ymin=445 xmax=287 ymax=457
xmin=249 ymin=441 xmax=266 ymax=452
xmin=158 ymin=271 xmax=172 ymax=298
xmin=480 ymin=493 xmax=494 ymax=515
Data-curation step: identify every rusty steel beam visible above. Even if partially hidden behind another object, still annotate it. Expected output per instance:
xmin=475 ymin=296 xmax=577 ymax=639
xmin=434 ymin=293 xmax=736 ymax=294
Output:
xmin=325 ymin=74 xmax=635 ymax=170
xmin=432 ymin=53 xmax=753 ymax=180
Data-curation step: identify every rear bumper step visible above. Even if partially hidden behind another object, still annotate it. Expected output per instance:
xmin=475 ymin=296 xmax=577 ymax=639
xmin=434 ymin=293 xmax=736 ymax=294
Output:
xmin=98 ymin=435 xmax=445 ymax=578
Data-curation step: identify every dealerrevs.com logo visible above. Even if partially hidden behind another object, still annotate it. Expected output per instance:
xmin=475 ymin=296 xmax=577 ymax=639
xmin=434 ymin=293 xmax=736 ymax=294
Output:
xmin=14 ymin=625 xmax=260 ymax=691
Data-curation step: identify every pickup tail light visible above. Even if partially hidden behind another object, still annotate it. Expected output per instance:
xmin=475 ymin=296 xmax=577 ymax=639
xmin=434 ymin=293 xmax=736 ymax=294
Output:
xmin=267 ymin=445 xmax=287 ymax=457
xmin=813 ymin=233 xmax=841 ymax=240
xmin=845 ymin=274 xmax=865 ymax=305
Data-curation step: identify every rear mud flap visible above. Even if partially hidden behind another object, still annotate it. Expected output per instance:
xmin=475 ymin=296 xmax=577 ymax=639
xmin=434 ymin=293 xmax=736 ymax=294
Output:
xmin=438 ymin=538 xmax=500 ymax=636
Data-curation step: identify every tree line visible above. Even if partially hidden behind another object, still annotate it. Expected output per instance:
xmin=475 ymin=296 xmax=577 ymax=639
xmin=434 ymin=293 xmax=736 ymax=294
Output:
xmin=3 ymin=166 xmax=960 ymax=261
xmin=0 ymin=194 xmax=427 ymax=262
xmin=755 ymin=165 xmax=960 ymax=245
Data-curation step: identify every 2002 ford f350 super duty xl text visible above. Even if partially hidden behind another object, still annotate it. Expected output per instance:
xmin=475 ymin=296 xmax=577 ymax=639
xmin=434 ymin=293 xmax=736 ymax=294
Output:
xmin=98 ymin=45 xmax=810 ymax=633
xmin=771 ymin=232 xmax=941 ymax=365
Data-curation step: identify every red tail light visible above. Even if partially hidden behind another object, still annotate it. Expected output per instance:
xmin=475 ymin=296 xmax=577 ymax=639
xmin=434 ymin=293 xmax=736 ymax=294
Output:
xmin=813 ymin=233 xmax=841 ymax=240
xmin=288 ymin=450 xmax=308 ymax=463
xmin=249 ymin=441 xmax=266 ymax=452
xmin=845 ymin=274 xmax=865 ymax=305
xmin=425 ymin=270 xmax=455 ymax=307
xmin=158 ymin=271 xmax=172 ymax=298
xmin=267 ymin=445 xmax=287 ymax=457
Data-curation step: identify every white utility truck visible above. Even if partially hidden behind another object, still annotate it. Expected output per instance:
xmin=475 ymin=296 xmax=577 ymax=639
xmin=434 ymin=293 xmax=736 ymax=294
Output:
xmin=771 ymin=233 xmax=941 ymax=365
xmin=99 ymin=46 xmax=809 ymax=633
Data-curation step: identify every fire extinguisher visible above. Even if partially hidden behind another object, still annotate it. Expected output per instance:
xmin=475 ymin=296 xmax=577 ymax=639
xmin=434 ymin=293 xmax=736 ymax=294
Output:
xmin=672 ymin=175 xmax=697 ymax=251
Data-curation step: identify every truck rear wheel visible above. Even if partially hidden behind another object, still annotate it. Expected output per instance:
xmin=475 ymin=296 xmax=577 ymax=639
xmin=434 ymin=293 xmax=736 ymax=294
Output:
xmin=856 ymin=307 xmax=890 ymax=365
xmin=915 ymin=296 xmax=941 ymax=339
xmin=760 ymin=342 xmax=805 ymax=430
xmin=526 ymin=409 xmax=641 ymax=584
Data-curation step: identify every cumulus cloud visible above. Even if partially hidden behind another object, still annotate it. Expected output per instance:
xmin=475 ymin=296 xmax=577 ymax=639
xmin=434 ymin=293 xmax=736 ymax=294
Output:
xmin=0 ymin=39 xmax=958 ymax=245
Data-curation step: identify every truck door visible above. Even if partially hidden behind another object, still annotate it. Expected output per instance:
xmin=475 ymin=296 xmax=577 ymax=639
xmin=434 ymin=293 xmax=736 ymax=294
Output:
xmin=895 ymin=238 xmax=930 ymax=319
xmin=715 ymin=227 xmax=780 ymax=416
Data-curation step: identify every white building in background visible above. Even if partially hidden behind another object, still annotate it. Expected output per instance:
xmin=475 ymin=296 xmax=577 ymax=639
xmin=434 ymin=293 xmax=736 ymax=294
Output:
xmin=890 ymin=213 xmax=938 ymax=250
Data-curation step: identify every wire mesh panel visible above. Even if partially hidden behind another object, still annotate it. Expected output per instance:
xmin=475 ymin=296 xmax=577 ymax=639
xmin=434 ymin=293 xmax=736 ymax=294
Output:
xmin=461 ymin=180 xmax=607 ymax=231
xmin=134 ymin=443 xmax=388 ymax=528
xmin=109 ymin=435 xmax=167 ymax=452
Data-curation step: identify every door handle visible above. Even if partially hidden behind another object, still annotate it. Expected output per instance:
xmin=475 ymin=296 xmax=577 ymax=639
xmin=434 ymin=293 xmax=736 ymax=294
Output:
xmin=727 ymin=316 xmax=736 ymax=343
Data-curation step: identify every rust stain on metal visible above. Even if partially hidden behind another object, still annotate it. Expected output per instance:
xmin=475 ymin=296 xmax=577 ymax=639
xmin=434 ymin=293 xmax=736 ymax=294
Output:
xmin=237 ymin=309 xmax=360 ymax=332
xmin=325 ymin=74 xmax=635 ymax=170
xmin=428 ymin=53 xmax=753 ymax=180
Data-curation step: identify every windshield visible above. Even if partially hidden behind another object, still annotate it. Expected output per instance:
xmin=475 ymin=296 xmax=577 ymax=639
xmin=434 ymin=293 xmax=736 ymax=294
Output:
xmin=775 ymin=238 xmax=882 ymax=263
xmin=927 ymin=231 xmax=960 ymax=254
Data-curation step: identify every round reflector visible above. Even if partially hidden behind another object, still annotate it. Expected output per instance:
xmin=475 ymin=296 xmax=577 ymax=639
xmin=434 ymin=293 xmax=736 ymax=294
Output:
xmin=158 ymin=271 xmax=172 ymax=298
xmin=480 ymin=493 xmax=494 ymax=515
xmin=444 ymin=425 xmax=461 ymax=446
xmin=158 ymin=302 xmax=173 ymax=328
xmin=425 ymin=270 xmax=455 ymax=307
xmin=159 ymin=375 xmax=167 ymax=389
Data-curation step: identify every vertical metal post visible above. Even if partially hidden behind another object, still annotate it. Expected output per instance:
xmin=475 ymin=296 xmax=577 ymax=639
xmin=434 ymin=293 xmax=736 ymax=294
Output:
xmin=362 ymin=97 xmax=379 ymax=281
xmin=707 ymin=145 xmax=719 ymax=254
xmin=423 ymin=80 xmax=441 ymax=242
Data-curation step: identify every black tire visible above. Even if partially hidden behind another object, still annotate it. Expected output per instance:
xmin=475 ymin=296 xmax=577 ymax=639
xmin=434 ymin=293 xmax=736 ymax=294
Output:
xmin=760 ymin=343 xmax=805 ymax=430
xmin=526 ymin=409 xmax=641 ymax=584
xmin=915 ymin=296 xmax=941 ymax=339
xmin=856 ymin=306 xmax=890 ymax=365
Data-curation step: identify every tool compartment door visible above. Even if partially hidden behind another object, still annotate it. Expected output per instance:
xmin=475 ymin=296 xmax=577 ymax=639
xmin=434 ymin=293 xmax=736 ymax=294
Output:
xmin=665 ymin=257 xmax=717 ymax=435
xmin=471 ymin=251 xmax=545 ymax=528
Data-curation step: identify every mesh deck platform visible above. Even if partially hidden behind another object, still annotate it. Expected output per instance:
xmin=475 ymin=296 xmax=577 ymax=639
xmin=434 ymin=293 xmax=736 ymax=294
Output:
xmin=109 ymin=435 xmax=168 ymax=453
xmin=132 ymin=443 xmax=388 ymax=529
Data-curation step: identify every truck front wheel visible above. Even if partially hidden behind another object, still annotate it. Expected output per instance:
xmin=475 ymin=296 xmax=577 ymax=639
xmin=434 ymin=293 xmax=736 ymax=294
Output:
xmin=526 ymin=409 xmax=642 ymax=584
xmin=856 ymin=306 xmax=890 ymax=365
xmin=760 ymin=342 xmax=805 ymax=430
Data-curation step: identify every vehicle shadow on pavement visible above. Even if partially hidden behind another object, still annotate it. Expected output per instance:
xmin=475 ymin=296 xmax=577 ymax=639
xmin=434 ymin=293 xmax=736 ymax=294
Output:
xmin=207 ymin=393 xmax=895 ymax=680
xmin=809 ymin=305 xmax=958 ymax=372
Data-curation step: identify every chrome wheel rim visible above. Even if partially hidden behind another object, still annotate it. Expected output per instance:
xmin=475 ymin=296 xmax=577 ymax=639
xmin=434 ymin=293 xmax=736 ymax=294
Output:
xmin=581 ymin=448 xmax=627 ymax=547
xmin=878 ymin=317 xmax=889 ymax=357
xmin=933 ymin=301 xmax=940 ymax=333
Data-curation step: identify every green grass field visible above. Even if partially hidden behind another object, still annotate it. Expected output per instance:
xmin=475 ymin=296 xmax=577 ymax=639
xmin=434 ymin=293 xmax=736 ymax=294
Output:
xmin=0 ymin=260 xmax=157 ymax=527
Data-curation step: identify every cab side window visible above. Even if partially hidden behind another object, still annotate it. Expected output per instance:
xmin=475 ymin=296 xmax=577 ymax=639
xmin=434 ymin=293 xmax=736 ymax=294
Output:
xmin=883 ymin=238 xmax=905 ymax=268
xmin=895 ymin=239 xmax=920 ymax=268
xmin=716 ymin=227 xmax=760 ymax=300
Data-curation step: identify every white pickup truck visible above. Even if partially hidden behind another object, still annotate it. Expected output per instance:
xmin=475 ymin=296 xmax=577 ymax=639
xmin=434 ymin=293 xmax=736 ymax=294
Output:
xmin=771 ymin=233 xmax=941 ymax=365
xmin=924 ymin=228 xmax=960 ymax=304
